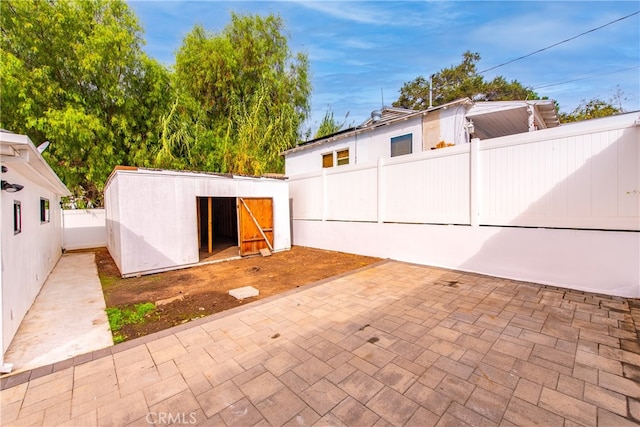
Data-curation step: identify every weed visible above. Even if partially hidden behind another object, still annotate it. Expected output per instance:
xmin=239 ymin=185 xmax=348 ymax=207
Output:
xmin=106 ymin=302 xmax=156 ymax=342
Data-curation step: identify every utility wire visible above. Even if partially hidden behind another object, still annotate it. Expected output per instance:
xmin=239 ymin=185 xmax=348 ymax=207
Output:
xmin=478 ymin=10 xmax=640 ymax=74
xmin=532 ymin=65 xmax=640 ymax=90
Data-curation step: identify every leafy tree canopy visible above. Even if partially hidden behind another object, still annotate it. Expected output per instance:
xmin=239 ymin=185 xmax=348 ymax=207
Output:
xmin=394 ymin=51 xmax=539 ymax=110
xmin=169 ymin=13 xmax=311 ymax=175
xmin=0 ymin=0 xmax=172 ymax=203
xmin=559 ymin=98 xmax=623 ymax=123
xmin=313 ymin=107 xmax=350 ymax=139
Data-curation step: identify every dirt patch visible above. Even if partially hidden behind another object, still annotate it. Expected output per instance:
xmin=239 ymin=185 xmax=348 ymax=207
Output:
xmin=97 ymin=246 xmax=381 ymax=342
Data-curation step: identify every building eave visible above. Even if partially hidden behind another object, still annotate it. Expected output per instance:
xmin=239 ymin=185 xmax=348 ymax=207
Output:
xmin=0 ymin=130 xmax=71 ymax=196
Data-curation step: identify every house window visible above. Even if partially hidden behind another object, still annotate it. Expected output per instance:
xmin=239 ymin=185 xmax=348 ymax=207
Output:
xmin=391 ymin=134 xmax=413 ymax=157
xmin=40 ymin=198 xmax=50 ymax=223
xmin=336 ymin=149 xmax=349 ymax=166
xmin=14 ymin=201 xmax=21 ymax=234
xmin=322 ymin=153 xmax=333 ymax=168
xmin=322 ymin=149 xmax=349 ymax=168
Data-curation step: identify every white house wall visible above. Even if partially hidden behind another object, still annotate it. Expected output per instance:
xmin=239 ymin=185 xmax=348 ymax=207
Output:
xmin=285 ymin=116 xmax=423 ymax=176
xmin=355 ymin=118 xmax=424 ymax=164
xmin=1 ymin=168 xmax=63 ymax=355
xmin=438 ymin=105 xmax=469 ymax=146
xmin=105 ymin=170 xmax=290 ymax=277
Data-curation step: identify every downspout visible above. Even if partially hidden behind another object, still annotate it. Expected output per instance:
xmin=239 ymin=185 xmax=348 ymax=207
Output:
xmin=60 ymin=200 xmax=66 ymax=253
xmin=354 ymin=132 xmax=358 ymax=164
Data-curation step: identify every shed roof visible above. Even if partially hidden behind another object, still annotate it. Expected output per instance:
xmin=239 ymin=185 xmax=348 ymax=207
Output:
xmin=104 ymin=166 xmax=286 ymax=190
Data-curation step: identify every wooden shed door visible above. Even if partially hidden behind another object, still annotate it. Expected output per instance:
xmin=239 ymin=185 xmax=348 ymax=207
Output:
xmin=238 ymin=198 xmax=274 ymax=256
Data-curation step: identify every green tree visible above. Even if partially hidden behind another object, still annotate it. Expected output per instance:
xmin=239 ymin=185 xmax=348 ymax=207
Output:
xmin=559 ymin=98 xmax=622 ymax=123
xmin=394 ymin=51 xmax=538 ymax=110
xmin=173 ymin=13 xmax=311 ymax=174
xmin=313 ymin=108 xmax=349 ymax=139
xmin=0 ymin=0 xmax=171 ymax=204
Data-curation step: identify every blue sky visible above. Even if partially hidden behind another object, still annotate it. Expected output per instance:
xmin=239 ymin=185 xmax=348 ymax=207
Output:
xmin=127 ymin=1 xmax=640 ymax=133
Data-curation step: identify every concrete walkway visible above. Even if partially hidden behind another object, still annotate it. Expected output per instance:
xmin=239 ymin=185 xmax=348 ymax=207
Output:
xmin=1 ymin=260 xmax=639 ymax=426
xmin=2 ymin=253 xmax=113 ymax=374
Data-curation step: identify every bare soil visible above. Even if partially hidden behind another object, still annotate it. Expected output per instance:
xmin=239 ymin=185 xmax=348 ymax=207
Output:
xmin=97 ymin=246 xmax=381 ymax=342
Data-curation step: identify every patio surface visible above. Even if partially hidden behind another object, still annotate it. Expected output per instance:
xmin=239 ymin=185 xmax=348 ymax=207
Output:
xmin=1 ymin=260 xmax=639 ymax=426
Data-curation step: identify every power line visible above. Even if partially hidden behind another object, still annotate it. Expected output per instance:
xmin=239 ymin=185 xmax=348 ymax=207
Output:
xmin=478 ymin=10 xmax=640 ymax=74
xmin=532 ymin=65 xmax=640 ymax=90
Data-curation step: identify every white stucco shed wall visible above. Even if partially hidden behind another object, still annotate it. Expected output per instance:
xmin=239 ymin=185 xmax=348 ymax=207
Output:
xmin=104 ymin=169 xmax=291 ymax=277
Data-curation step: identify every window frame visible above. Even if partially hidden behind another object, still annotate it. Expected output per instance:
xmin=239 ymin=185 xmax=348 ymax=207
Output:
xmin=40 ymin=198 xmax=50 ymax=223
xmin=14 ymin=200 xmax=22 ymax=234
xmin=322 ymin=153 xmax=334 ymax=168
xmin=390 ymin=133 xmax=413 ymax=157
xmin=336 ymin=149 xmax=349 ymax=166
xmin=321 ymin=148 xmax=350 ymax=168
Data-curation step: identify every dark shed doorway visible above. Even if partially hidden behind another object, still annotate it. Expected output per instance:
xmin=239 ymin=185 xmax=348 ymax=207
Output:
xmin=197 ymin=197 xmax=239 ymax=261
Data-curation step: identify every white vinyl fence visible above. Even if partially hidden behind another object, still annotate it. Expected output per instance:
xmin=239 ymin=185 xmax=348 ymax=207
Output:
xmin=288 ymin=112 xmax=640 ymax=297
xmin=63 ymin=209 xmax=107 ymax=250
xmin=290 ymin=113 xmax=640 ymax=231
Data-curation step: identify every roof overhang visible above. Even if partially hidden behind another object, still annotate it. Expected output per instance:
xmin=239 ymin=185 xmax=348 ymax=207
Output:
xmin=466 ymin=100 xmax=560 ymax=140
xmin=0 ymin=130 xmax=71 ymax=196
xmin=283 ymin=108 xmax=429 ymax=156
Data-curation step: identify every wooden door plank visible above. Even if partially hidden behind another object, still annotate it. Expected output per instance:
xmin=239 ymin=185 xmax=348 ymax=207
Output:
xmin=239 ymin=198 xmax=274 ymax=252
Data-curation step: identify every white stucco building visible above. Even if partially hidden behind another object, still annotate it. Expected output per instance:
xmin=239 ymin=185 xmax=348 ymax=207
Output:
xmin=1 ymin=130 xmax=70 ymax=370
xmin=284 ymin=99 xmax=559 ymax=176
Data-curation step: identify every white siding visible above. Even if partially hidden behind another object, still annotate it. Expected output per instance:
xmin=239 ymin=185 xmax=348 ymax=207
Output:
xmin=285 ymin=116 xmax=424 ymax=176
xmin=1 ymin=170 xmax=64 ymax=354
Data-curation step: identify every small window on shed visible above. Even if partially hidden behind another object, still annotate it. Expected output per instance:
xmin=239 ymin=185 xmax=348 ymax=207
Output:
xmin=14 ymin=201 xmax=22 ymax=234
xmin=336 ymin=149 xmax=349 ymax=166
xmin=391 ymin=134 xmax=413 ymax=157
xmin=322 ymin=153 xmax=333 ymax=168
xmin=40 ymin=198 xmax=50 ymax=223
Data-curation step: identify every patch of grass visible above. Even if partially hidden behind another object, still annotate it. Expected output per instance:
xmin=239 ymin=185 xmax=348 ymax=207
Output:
xmin=106 ymin=302 xmax=156 ymax=343
xmin=99 ymin=273 xmax=119 ymax=288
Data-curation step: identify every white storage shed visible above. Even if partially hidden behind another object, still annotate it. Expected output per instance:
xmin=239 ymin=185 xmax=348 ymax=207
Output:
xmin=104 ymin=167 xmax=291 ymax=278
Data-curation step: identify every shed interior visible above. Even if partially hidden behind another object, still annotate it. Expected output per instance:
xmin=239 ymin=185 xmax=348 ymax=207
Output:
xmin=197 ymin=196 xmax=239 ymax=261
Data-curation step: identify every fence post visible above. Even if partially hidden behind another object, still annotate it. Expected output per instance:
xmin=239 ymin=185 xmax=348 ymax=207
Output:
xmin=321 ymin=168 xmax=327 ymax=221
xmin=470 ymin=138 xmax=480 ymax=227
xmin=377 ymin=157 xmax=384 ymax=223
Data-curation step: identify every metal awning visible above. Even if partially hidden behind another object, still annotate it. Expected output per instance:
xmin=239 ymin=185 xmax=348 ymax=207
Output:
xmin=465 ymin=100 xmax=560 ymax=140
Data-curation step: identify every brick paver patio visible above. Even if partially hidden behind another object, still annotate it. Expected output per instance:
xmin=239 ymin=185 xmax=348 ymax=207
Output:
xmin=2 ymin=260 xmax=639 ymax=426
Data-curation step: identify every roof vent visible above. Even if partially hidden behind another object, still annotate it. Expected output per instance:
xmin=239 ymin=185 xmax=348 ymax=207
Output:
xmin=371 ymin=110 xmax=382 ymax=123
